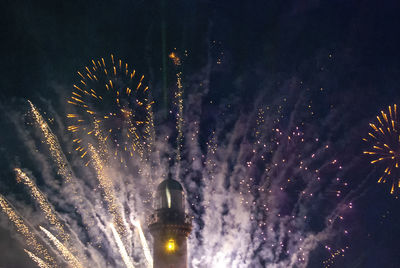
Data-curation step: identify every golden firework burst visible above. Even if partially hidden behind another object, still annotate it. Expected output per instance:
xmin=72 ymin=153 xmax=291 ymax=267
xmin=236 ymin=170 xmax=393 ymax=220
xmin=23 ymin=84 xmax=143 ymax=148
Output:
xmin=363 ymin=104 xmax=400 ymax=194
xmin=67 ymin=54 xmax=154 ymax=164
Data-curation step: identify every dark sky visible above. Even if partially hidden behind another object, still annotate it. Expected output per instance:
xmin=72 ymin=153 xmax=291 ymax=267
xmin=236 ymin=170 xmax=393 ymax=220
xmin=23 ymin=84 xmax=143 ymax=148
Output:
xmin=1 ymin=0 xmax=400 ymax=267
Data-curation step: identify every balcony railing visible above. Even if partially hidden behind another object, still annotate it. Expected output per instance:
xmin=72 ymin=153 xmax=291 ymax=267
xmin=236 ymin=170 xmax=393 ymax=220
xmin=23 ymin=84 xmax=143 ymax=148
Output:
xmin=148 ymin=211 xmax=192 ymax=226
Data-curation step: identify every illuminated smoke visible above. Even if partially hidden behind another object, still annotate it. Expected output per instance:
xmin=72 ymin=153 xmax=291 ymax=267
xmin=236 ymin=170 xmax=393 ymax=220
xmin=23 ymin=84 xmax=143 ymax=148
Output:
xmin=0 ymin=195 xmax=56 ymax=266
xmin=15 ymin=168 xmax=69 ymax=243
xmin=88 ymin=144 xmax=127 ymax=238
xmin=40 ymin=226 xmax=83 ymax=268
xmin=23 ymin=249 xmax=51 ymax=268
xmin=111 ymin=224 xmax=135 ymax=268
xmin=0 ymin=54 xmax=360 ymax=268
xmin=29 ymin=100 xmax=72 ymax=182
xmin=131 ymin=217 xmax=153 ymax=267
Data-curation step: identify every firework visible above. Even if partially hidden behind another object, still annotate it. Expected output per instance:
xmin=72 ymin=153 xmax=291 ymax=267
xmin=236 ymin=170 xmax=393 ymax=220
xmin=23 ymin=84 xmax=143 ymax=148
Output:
xmin=0 ymin=195 xmax=56 ymax=266
xmin=88 ymin=144 xmax=127 ymax=237
xmin=131 ymin=218 xmax=153 ymax=267
xmin=322 ymin=246 xmax=348 ymax=268
xmin=169 ymin=52 xmax=181 ymax=66
xmin=363 ymin=104 xmax=400 ymax=194
xmin=170 ymin=51 xmax=184 ymax=167
xmin=111 ymin=224 xmax=135 ymax=268
xmin=15 ymin=168 xmax=69 ymax=243
xmin=23 ymin=249 xmax=51 ymax=268
xmin=1 ymin=53 xmax=357 ymax=268
xmin=29 ymin=101 xmax=72 ymax=182
xmin=175 ymin=72 xmax=184 ymax=163
xmin=66 ymin=54 xmax=154 ymax=163
xmin=40 ymin=226 xmax=83 ymax=268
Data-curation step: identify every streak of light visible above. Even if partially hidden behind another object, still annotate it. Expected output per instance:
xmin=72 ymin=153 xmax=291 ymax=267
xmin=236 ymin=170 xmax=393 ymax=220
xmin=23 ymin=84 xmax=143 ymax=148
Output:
xmin=111 ymin=224 xmax=135 ymax=268
xmin=0 ymin=195 xmax=56 ymax=266
xmin=88 ymin=144 xmax=127 ymax=237
xmin=15 ymin=168 xmax=69 ymax=243
xmin=130 ymin=218 xmax=153 ymax=268
xmin=29 ymin=101 xmax=72 ymax=182
xmin=24 ymin=249 xmax=51 ymax=268
xmin=40 ymin=226 xmax=83 ymax=268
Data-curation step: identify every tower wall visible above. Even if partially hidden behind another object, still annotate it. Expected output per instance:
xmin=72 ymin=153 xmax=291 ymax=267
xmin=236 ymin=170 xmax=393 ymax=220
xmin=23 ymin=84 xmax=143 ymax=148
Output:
xmin=149 ymin=178 xmax=191 ymax=268
xmin=152 ymin=229 xmax=188 ymax=268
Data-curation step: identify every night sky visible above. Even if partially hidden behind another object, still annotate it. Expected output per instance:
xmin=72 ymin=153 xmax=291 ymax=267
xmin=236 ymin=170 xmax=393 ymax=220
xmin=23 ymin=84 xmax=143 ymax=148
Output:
xmin=1 ymin=0 xmax=400 ymax=267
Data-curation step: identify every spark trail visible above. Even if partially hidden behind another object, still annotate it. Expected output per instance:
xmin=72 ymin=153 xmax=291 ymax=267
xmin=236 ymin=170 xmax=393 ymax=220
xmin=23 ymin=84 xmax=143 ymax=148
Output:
xmin=15 ymin=168 xmax=69 ymax=243
xmin=0 ymin=195 xmax=56 ymax=266
xmin=187 ymin=92 xmax=352 ymax=267
xmin=175 ymin=71 xmax=184 ymax=164
xmin=29 ymin=100 xmax=72 ymax=182
xmin=23 ymin=249 xmax=51 ymax=268
xmin=39 ymin=226 xmax=83 ymax=268
xmin=88 ymin=144 xmax=127 ymax=237
xmin=0 ymin=55 xmax=360 ymax=268
xmin=131 ymin=218 xmax=153 ymax=267
xmin=111 ymin=224 xmax=135 ymax=268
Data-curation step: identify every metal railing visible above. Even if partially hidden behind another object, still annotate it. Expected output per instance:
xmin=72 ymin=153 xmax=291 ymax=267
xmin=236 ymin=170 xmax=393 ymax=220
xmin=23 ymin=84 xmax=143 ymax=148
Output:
xmin=148 ymin=211 xmax=192 ymax=225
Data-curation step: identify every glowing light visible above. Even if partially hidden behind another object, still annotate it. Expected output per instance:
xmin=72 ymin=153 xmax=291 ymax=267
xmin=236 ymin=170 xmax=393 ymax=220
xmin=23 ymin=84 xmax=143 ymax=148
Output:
xmin=88 ymin=144 xmax=127 ymax=237
xmin=169 ymin=52 xmax=181 ymax=66
xmin=166 ymin=238 xmax=176 ymax=253
xmin=66 ymin=54 xmax=154 ymax=163
xmin=1 ymin=56 xmax=354 ymax=267
xmin=169 ymin=52 xmax=184 ymax=175
xmin=15 ymin=168 xmax=69 ymax=243
xmin=166 ymin=185 xmax=171 ymax=208
xmin=0 ymin=195 xmax=56 ymax=266
xmin=40 ymin=226 xmax=83 ymax=268
xmin=23 ymin=249 xmax=51 ymax=268
xmin=363 ymin=104 xmax=400 ymax=194
xmin=29 ymin=100 xmax=72 ymax=182
xmin=175 ymin=71 xmax=184 ymax=164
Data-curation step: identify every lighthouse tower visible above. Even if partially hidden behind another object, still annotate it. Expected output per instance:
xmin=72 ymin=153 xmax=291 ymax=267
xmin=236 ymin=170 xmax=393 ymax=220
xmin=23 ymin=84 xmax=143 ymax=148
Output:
xmin=148 ymin=177 xmax=192 ymax=268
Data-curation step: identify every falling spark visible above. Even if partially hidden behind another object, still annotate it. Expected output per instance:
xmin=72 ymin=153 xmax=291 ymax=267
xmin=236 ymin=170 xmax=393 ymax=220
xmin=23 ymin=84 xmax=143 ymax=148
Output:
xmin=0 ymin=55 xmax=357 ymax=268
xmin=39 ymin=226 xmax=83 ymax=268
xmin=170 ymin=52 xmax=184 ymax=173
xmin=169 ymin=52 xmax=181 ymax=66
xmin=363 ymin=104 xmax=400 ymax=194
xmin=322 ymin=246 xmax=349 ymax=268
xmin=131 ymin=218 xmax=153 ymax=268
xmin=88 ymin=144 xmax=127 ymax=237
xmin=175 ymin=71 xmax=184 ymax=164
xmin=24 ymin=249 xmax=51 ymax=268
xmin=66 ymin=54 xmax=153 ymax=163
xmin=111 ymin=224 xmax=135 ymax=268
xmin=29 ymin=100 xmax=72 ymax=182
xmin=15 ymin=168 xmax=69 ymax=243
xmin=0 ymin=195 xmax=56 ymax=266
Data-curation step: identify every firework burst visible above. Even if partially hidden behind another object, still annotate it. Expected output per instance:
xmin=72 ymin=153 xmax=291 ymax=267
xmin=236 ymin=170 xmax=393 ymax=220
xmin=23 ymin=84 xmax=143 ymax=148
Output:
xmin=67 ymin=54 xmax=154 ymax=164
xmin=29 ymin=101 xmax=72 ymax=182
xmin=363 ymin=104 xmax=400 ymax=194
xmin=0 ymin=53 xmax=357 ymax=268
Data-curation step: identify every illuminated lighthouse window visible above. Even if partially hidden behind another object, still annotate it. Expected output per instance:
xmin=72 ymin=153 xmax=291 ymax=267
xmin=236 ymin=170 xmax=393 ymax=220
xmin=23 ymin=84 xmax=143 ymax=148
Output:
xmin=156 ymin=186 xmax=185 ymax=210
xmin=166 ymin=238 xmax=176 ymax=253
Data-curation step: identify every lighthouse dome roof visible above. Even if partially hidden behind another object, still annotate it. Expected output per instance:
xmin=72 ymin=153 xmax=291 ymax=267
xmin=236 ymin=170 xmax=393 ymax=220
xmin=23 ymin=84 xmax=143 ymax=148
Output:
xmin=157 ymin=178 xmax=184 ymax=192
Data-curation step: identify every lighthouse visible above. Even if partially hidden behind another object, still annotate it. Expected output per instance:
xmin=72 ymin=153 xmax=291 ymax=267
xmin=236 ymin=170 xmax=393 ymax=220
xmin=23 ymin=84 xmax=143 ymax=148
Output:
xmin=148 ymin=177 xmax=192 ymax=268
